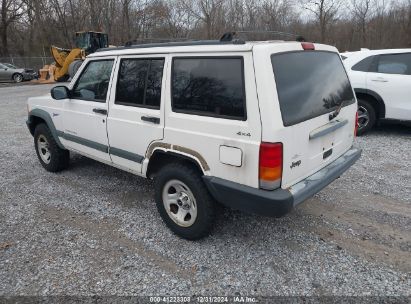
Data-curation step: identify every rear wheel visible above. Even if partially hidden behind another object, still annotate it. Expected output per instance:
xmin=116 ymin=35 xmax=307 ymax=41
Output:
xmin=55 ymin=74 xmax=70 ymax=82
xmin=357 ymin=99 xmax=376 ymax=135
xmin=154 ymin=163 xmax=216 ymax=240
xmin=13 ymin=73 xmax=23 ymax=83
xmin=34 ymin=123 xmax=69 ymax=172
xmin=68 ymin=60 xmax=83 ymax=79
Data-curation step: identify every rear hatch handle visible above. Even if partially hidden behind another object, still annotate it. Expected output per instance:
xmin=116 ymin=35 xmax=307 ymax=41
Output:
xmin=309 ymin=119 xmax=348 ymax=140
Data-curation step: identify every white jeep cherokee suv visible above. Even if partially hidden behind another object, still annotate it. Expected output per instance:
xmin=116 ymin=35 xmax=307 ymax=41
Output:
xmin=27 ymin=38 xmax=361 ymax=239
xmin=342 ymin=49 xmax=411 ymax=134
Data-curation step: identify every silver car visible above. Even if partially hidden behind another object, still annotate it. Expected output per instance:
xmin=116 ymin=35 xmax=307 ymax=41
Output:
xmin=0 ymin=63 xmax=38 ymax=83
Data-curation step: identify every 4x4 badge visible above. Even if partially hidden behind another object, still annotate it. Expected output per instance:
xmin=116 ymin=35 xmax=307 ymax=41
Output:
xmin=290 ymin=160 xmax=301 ymax=169
xmin=236 ymin=131 xmax=251 ymax=137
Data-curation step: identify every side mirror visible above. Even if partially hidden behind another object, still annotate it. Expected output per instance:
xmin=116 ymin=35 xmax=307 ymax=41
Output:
xmin=51 ymin=86 xmax=70 ymax=100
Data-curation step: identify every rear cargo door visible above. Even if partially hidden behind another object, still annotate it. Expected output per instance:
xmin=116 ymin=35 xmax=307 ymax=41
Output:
xmin=256 ymin=45 xmax=357 ymax=189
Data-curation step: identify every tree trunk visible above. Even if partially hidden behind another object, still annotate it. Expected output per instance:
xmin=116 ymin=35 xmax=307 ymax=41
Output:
xmin=0 ymin=25 xmax=8 ymax=56
xmin=0 ymin=0 xmax=8 ymax=56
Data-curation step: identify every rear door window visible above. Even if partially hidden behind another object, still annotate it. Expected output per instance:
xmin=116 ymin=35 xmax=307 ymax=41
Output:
xmin=377 ymin=53 xmax=411 ymax=75
xmin=271 ymin=51 xmax=355 ymax=126
xmin=115 ymin=58 xmax=165 ymax=109
xmin=171 ymin=57 xmax=246 ymax=120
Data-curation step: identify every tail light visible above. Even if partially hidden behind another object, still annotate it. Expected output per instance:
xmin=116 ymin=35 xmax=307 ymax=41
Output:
xmin=302 ymin=42 xmax=315 ymax=50
xmin=354 ymin=111 xmax=359 ymax=137
xmin=259 ymin=142 xmax=283 ymax=190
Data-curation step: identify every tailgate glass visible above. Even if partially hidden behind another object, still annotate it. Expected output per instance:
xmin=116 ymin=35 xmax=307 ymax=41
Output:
xmin=271 ymin=51 xmax=355 ymax=126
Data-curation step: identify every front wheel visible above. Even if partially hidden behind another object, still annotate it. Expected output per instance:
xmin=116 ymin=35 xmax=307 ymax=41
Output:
xmin=34 ymin=123 xmax=70 ymax=172
xmin=154 ymin=163 xmax=216 ymax=240
xmin=13 ymin=73 xmax=23 ymax=83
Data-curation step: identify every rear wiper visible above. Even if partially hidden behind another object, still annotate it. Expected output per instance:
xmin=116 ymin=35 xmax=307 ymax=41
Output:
xmin=329 ymin=99 xmax=351 ymax=121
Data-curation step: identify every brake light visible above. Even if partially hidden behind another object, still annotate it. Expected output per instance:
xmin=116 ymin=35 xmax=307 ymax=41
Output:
xmin=354 ymin=111 xmax=359 ymax=137
xmin=259 ymin=142 xmax=283 ymax=190
xmin=301 ymin=42 xmax=315 ymax=50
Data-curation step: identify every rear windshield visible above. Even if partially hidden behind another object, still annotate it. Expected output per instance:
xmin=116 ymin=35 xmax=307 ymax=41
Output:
xmin=271 ymin=51 xmax=355 ymax=126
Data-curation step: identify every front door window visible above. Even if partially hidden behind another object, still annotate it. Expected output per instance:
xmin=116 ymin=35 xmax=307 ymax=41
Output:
xmin=72 ymin=60 xmax=114 ymax=102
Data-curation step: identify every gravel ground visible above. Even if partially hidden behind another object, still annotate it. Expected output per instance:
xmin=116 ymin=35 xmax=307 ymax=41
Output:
xmin=0 ymin=84 xmax=410 ymax=297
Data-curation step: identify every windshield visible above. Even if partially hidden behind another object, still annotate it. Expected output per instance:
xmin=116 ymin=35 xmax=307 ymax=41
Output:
xmin=3 ymin=63 xmax=17 ymax=69
xmin=75 ymin=33 xmax=89 ymax=49
xmin=271 ymin=51 xmax=355 ymax=127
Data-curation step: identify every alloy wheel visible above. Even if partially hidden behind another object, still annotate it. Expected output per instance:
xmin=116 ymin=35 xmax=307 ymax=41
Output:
xmin=37 ymin=134 xmax=51 ymax=164
xmin=14 ymin=74 xmax=23 ymax=83
xmin=162 ymin=179 xmax=197 ymax=227
xmin=357 ymin=106 xmax=370 ymax=131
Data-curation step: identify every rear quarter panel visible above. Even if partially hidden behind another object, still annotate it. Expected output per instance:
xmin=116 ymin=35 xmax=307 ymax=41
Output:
xmin=343 ymin=53 xmax=370 ymax=90
xmin=162 ymin=51 xmax=262 ymax=188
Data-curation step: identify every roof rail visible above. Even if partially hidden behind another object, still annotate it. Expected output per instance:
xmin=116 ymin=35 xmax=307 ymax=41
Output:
xmin=219 ymin=30 xmax=305 ymax=42
xmin=96 ymin=38 xmax=245 ymax=52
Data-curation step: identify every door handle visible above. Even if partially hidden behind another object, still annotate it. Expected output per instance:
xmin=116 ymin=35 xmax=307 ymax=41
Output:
xmin=93 ymin=108 xmax=107 ymax=115
xmin=141 ymin=116 xmax=160 ymax=124
xmin=371 ymin=78 xmax=388 ymax=82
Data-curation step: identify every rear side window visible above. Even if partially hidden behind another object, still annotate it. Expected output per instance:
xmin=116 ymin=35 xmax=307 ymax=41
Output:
xmin=115 ymin=58 xmax=165 ymax=109
xmin=377 ymin=53 xmax=411 ymax=75
xmin=271 ymin=51 xmax=355 ymax=127
xmin=352 ymin=55 xmax=375 ymax=72
xmin=171 ymin=57 xmax=246 ymax=120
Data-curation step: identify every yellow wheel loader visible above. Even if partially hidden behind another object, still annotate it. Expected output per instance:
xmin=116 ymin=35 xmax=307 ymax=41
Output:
xmin=50 ymin=31 xmax=109 ymax=82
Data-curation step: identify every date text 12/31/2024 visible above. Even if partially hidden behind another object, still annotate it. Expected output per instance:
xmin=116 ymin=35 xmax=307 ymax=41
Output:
xmin=149 ymin=296 xmax=258 ymax=303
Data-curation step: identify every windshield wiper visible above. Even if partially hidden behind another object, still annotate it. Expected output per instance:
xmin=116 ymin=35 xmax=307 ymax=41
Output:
xmin=329 ymin=99 xmax=352 ymax=121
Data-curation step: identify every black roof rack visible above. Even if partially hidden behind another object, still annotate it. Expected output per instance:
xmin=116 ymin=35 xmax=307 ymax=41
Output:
xmin=96 ymin=37 xmax=245 ymax=52
xmin=96 ymin=31 xmax=304 ymax=53
xmin=224 ymin=30 xmax=305 ymax=42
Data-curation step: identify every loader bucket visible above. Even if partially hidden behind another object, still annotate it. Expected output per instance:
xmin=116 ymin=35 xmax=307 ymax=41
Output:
xmin=52 ymin=47 xmax=82 ymax=81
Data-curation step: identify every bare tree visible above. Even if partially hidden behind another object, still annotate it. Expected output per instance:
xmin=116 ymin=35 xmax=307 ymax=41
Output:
xmin=301 ymin=0 xmax=341 ymax=43
xmin=0 ymin=0 xmax=26 ymax=56
xmin=352 ymin=0 xmax=371 ymax=45
xmin=2 ymin=0 xmax=411 ymax=57
xmin=184 ymin=0 xmax=225 ymax=39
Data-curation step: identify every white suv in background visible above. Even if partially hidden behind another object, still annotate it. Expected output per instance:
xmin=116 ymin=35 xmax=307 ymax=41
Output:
xmin=27 ymin=38 xmax=361 ymax=239
xmin=342 ymin=49 xmax=411 ymax=135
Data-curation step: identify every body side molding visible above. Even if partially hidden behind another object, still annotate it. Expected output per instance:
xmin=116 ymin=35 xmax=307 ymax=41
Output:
xmin=110 ymin=147 xmax=144 ymax=163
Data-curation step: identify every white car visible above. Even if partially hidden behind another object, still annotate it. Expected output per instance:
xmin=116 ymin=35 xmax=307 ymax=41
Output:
xmin=27 ymin=37 xmax=361 ymax=239
xmin=342 ymin=49 xmax=411 ymax=134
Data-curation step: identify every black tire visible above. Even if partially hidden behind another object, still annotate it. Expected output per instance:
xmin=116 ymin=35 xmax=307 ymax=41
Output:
xmin=154 ymin=162 xmax=216 ymax=240
xmin=357 ymin=98 xmax=377 ymax=136
xmin=68 ymin=60 xmax=83 ymax=79
xmin=55 ymin=74 xmax=70 ymax=82
xmin=13 ymin=73 xmax=23 ymax=83
xmin=34 ymin=123 xmax=69 ymax=172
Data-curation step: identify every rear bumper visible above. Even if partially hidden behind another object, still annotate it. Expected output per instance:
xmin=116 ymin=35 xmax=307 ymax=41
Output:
xmin=203 ymin=146 xmax=362 ymax=217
